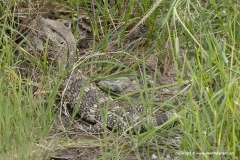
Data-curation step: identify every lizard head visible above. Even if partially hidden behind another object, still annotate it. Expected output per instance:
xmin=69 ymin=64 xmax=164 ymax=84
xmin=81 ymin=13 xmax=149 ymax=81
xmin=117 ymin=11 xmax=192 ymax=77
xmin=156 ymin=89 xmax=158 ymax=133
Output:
xmin=38 ymin=17 xmax=77 ymax=69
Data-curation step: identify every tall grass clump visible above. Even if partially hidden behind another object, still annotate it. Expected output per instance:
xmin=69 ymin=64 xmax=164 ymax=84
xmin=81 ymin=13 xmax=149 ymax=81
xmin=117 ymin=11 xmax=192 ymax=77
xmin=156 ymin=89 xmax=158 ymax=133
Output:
xmin=0 ymin=1 xmax=58 ymax=159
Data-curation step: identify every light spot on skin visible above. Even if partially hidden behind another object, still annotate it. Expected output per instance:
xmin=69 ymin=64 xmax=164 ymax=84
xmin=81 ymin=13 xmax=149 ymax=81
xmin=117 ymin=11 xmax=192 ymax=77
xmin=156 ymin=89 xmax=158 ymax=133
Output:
xmin=84 ymin=87 xmax=90 ymax=92
xmin=114 ymin=106 xmax=120 ymax=109
xmin=90 ymin=108 xmax=95 ymax=113
xmin=99 ymin=97 xmax=107 ymax=103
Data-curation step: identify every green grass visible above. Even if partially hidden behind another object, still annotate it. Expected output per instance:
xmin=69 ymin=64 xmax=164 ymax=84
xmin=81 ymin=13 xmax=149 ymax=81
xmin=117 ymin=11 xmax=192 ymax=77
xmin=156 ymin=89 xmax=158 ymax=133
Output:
xmin=0 ymin=0 xmax=239 ymax=159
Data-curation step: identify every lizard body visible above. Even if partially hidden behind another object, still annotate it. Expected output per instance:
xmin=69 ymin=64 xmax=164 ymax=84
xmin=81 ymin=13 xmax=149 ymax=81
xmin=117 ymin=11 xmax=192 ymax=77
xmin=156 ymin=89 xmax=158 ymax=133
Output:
xmin=26 ymin=17 xmax=168 ymax=133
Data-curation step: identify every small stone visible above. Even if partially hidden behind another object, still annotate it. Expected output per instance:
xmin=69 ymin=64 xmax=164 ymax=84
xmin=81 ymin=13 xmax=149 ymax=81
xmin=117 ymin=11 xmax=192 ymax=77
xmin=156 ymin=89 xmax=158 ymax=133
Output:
xmin=166 ymin=154 xmax=171 ymax=159
xmin=98 ymin=77 xmax=131 ymax=92
xmin=151 ymin=154 xmax=158 ymax=160
xmin=146 ymin=55 xmax=158 ymax=69
xmin=154 ymin=112 xmax=168 ymax=126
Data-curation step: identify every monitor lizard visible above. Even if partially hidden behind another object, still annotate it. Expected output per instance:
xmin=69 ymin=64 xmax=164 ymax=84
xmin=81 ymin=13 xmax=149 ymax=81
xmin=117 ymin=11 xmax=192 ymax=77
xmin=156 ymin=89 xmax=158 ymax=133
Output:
xmin=26 ymin=17 xmax=168 ymax=133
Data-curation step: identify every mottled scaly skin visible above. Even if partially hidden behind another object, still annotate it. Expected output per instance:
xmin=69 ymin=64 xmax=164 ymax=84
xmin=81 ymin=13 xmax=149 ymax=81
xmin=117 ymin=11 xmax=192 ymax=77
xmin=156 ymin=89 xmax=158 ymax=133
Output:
xmin=28 ymin=17 xmax=167 ymax=133
xmin=61 ymin=69 xmax=151 ymax=132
